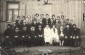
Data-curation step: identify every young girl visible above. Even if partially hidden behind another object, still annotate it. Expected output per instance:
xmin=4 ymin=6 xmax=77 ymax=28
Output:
xmin=59 ymin=26 xmax=64 ymax=46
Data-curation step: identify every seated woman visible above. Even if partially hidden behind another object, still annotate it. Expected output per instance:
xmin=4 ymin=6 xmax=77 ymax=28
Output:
xmin=44 ymin=24 xmax=51 ymax=46
xmin=58 ymin=26 xmax=64 ymax=46
xmin=50 ymin=25 xmax=59 ymax=46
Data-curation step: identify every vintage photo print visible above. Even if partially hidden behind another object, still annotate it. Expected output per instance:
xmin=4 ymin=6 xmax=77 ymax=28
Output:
xmin=0 ymin=0 xmax=85 ymax=55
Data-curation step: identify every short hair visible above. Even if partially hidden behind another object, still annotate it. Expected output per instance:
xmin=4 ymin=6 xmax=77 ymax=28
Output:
xmin=15 ymin=27 xmax=19 ymax=30
xmin=61 ymin=15 xmax=64 ymax=18
xmin=7 ymin=24 xmax=12 ymax=28
xmin=57 ymin=16 xmax=60 ymax=18
xmin=45 ymin=14 xmax=49 ymax=16
xmin=66 ymin=19 xmax=69 ymax=21
xmin=7 ymin=24 xmax=11 ymax=26
xmin=65 ymin=24 xmax=70 ymax=26
xmin=17 ymin=16 xmax=20 ymax=18
xmin=22 ymin=16 xmax=25 ymax=18
xmin=73 ymin=24 xmax=76 ymax=26
xmin=40 ymin=14 xmax=44 ymax=16
xmin=52 ymin=15 xmax=55 ymax=17
xmin=35 ymin=13 xmax=39 ymax=16
xmin=70 ymin=19 xmax=73 ymax=21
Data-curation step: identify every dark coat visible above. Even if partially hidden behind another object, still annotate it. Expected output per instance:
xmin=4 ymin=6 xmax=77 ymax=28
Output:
xmin=72 ymin=28 xmax=80 ymax=36
xmin=64 ymin=27 xmax=72 ymax=37
xmin=42 ymin=18 xmax=51 ymax=27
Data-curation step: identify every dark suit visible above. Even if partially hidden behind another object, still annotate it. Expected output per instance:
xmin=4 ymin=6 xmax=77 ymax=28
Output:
xmin=30 ymin=27 xmax=37 ymax=46
xmin=15 ymin=20 xmax=20 ymax=28
xmin=20 ymin=27 xmax=28 ymax=46
xmin=32 ymin=18 xmax=37 ymax=23
xmin=12 ymin=30 xmax=20 ymax=47
xmin=64 ymin=27 xmax=71 ymax=46
xmin=72 ymin=28 xmax=80 ymax=47
xmin=3 ymin=28 xmax=13 ymax=47
xmin=42 ymin=18 xmax=51 ymax=28
xmin=37 ymin=27 xmax=44 ymax=46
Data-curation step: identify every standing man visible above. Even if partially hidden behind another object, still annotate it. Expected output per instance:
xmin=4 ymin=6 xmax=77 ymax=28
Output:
xmin=15 ymin=16 xmax=21 ymax=28
xmin=51 ymin=15 xmax=56 ymax=24
xmin=40 ymin=14 xmax=44 ymax=23
xmin=43 ymin=14 xmax=51 ymax=28
xmin=32 ymin=14 xmax=38 ymax=23
xmin=50 ymin=14 xmax=56 ymax=28
xmin=20 ymin=16 xmax=26 ymax=26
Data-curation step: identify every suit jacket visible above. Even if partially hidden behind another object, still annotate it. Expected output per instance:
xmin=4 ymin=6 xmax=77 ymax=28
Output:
xmin=72 ymin=28 xmax=80 ymax=36
xmin=32 ymin=18 xmax=37 ymax=23
xmin=4 ymin=28 xmax=13 ymax=36
xmin=42 ymin=18 xmax=51 ymax=27
xmin=64 ymin=27 xmax=71 ymax=36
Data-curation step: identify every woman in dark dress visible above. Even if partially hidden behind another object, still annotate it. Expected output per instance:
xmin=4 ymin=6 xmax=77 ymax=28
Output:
xmin=58 ymin=26 xmax=64 ymax=46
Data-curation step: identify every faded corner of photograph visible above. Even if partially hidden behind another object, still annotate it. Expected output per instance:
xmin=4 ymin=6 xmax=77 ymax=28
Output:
xmin=0 ymin=0 xmax=85 ymax=55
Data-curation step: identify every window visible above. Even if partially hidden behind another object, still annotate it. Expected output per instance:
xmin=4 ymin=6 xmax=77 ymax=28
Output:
xmin=0 ymin=0 xmax=1 ymax=2
xmin=6 ymin=1 xmax=20 ymax=22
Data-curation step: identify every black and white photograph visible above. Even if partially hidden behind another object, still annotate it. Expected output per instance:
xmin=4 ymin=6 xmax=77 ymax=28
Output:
xmin=0 ymin=0 xmax=85 ymax=55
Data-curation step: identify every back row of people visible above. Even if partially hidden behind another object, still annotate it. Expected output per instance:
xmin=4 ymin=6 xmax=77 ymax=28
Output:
xmin=13 ymin=14 xmax=73 ymax=29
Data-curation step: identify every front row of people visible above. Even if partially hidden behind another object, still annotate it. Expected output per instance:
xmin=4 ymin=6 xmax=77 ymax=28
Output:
xmin=2 ymin=24 xmax=81 ymax=48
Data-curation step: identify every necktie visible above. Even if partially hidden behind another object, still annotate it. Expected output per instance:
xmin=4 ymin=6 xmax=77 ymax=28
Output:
xmin=53 ymin=28 xmax=55 ymax=33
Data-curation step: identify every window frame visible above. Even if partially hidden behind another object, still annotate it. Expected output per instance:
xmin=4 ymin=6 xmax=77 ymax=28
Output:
xmin=6 ymin=1 xmax=20 ymax=22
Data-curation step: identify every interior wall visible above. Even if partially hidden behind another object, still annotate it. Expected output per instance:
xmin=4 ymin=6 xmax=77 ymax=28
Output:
xmin=17 ymin=0 xmax=83 ymax=29
xmin=1 ymin=0 xmax=85 ymax=34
